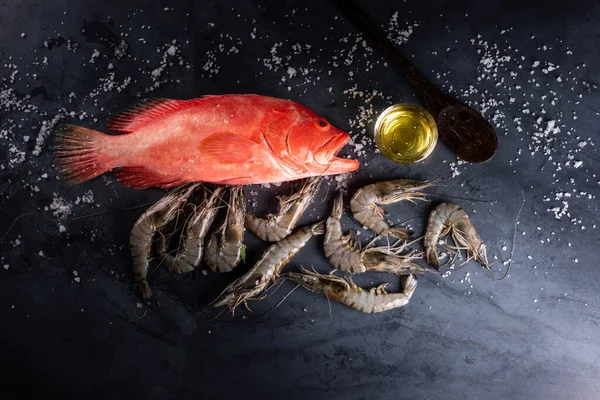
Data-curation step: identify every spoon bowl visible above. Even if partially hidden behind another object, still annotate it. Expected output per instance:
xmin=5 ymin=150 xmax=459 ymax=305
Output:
xmin=437 ymin=105 xmax=498 ymax=163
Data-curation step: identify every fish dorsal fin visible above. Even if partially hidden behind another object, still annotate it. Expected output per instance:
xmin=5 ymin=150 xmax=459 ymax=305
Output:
xmin=108 ymin=98 xmax=200 ymax=133
xmin=115 ymin=166 xmax=187 ymax=189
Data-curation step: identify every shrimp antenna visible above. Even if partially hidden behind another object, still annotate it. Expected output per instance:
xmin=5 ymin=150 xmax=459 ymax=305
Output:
xmin=126 ymin=309 xmax=148 ymax=322
xmin=202 ymin=305 xmax=229 ymax=322
xmin=200 ymin=284 xmax=300 ymax=323
xmin=427 ymin=193 xmax=497 ymax=204
xmin=72 ymin=202 xmax=157 ymax=221
xmin=1 ymin=211 xmax=37 ymax=241
xmin=496 ymin=191 xmax=525 ymax=281
xmin=245 ymin=283 xmax=300 ymax=320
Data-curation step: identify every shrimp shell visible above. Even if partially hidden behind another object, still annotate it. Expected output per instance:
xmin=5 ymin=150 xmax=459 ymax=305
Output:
xmin=350 ymin=179 xmax=437 ymax=238
xmin=424 ymin=202 xmax=489 ymax=269
xmin=245 ymin=176 xmax=322 ymax=242
xmin=205 ymin=186 xmax=246 ymax=273
xmin=130 ymin=183 xmax=199 ymax=300
xmin=284 ymin=268 xmax=418 ymax=313
xmin=161 ymin=187 xmax=224 ymax=274
xmin=211 ymin=220 xmax=325 ymax=312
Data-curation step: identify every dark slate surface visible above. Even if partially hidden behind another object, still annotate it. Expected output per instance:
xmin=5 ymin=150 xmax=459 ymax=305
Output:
xmin=1 ymin=0 xmax=599 ymax=399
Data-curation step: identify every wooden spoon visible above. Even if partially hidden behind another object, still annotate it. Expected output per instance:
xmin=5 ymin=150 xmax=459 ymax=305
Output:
xmin=330 ymin=0 xmax=498 ymax=163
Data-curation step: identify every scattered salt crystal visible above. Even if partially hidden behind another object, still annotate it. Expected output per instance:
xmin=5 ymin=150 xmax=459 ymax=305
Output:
xmin=49 ymin=194 xmax=72 ymax=219
xmin=81 ymin=189 xmax=95 ymax=204
xmin=3 ymin=264 xmax=8 ymax=270
xmin=90 ymin=49 xmax=100 ymax=63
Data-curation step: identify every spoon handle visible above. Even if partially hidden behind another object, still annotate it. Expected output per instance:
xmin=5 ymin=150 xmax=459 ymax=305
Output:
xmin=329 ymin=0 xmax=460 ymax=117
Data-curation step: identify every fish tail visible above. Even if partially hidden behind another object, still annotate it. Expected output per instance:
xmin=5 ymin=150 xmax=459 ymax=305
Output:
xmin=53 ymin=124 xmax=112 ymax=185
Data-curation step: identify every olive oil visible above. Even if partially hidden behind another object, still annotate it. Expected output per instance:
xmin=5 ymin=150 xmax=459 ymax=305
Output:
xmin=374 ymin=104 xmax=438 ymax=164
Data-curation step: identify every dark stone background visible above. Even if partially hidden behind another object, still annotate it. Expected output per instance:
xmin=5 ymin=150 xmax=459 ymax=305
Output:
xmin=1 ymin=0 xmax=598 ymax=399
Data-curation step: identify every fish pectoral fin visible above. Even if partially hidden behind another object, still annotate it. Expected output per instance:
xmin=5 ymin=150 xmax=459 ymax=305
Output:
xmin=115 ymin=166 xmax=187 ymax=189
xmin=198 ymin=132 xmax=260 ymax=164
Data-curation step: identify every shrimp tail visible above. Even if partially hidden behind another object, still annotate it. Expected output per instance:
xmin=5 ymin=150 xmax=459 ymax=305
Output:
xmin=53 ymin=124 xmax=112 ymax=185
xmin=311 ymin=220 xmax=326 ymax=235
xmin=331 ymin=193 xmax=344 ymax=219
xmin=401 ymin=274 xmax=418 ymax=297
xmin=425 ymin=247 xmax=440 ymax=269
xmin=139 ymin=280 xmax=152 ymax=301
xmin=389 ymin=226 xmax=411 ymax=240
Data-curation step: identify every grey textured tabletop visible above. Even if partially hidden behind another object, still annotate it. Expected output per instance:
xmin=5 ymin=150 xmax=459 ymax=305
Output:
xmin=1 ymin=0 xmax=599 ymax=399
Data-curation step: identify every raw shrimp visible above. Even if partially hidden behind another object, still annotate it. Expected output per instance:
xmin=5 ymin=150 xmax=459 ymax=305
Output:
xmin=350 ymin=179 xmax=437 ymax=238
xmin=211 ymin=220 xmax=325 ymax=313
xmin=324 ymin=194 xmax=432 ymax=275
xmin=245 ymin=177 xmax=322 ymax=242
xmin=205 ymin=186 xmax=246 ymax=273
xmin=284 ymin=268 xmax=418 ymax=313
xmin=130 ymin=183 xmax=199 ymax=300
xmin=323 ymin=193 xmax=363 ymax=272
xmin=161 ymin=187 xmax=225 ymax=274
xmin=424 ymin=202 xmax=489 ymax=269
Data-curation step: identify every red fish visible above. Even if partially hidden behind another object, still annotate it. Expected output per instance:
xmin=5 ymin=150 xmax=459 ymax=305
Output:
xmin=54 ymin=94 xmax=359 ymax=188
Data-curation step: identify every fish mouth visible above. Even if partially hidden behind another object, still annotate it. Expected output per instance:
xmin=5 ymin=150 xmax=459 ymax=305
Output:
xmin=315 ymin=133 xmax=352 ymax=165
xmin=314 ymin=132 xmax=360 ymax=174
xmin=325 ymin=157 xmax=360 ymax=175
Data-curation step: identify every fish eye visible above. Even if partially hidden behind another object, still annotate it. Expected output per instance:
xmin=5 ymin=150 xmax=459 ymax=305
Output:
xmin=314 ymin=118 xmax=330 ymax=129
